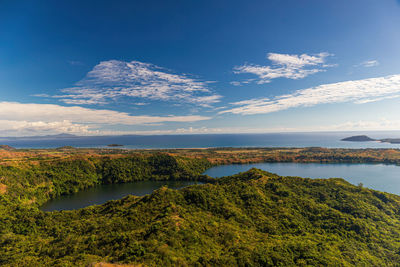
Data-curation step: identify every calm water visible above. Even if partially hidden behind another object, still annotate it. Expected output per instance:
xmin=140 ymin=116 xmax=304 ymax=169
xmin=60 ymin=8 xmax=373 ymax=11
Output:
xmin=41 ymin=180 xmax=197 ymax=211
xmin=42 ymin=162 xmax=400 ymax=211
xmin=4 ymin=132 xmax=400 ymax=149
xmin=204 ymin=162 xmax=400 ymax=195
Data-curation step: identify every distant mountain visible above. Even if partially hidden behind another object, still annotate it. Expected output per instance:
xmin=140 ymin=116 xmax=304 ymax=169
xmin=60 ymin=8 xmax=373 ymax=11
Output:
xmin=41 ymin=133 xmax=77 ymax=138
xmin=341 ymin=135 xmax=376 ymax=142
xmin=0 ymin=133 xmax=79 ymax=140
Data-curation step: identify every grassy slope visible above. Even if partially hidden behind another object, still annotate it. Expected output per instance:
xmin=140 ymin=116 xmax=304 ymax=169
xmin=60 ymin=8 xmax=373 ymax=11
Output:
xmin=2 ymin=167 xmax=400 ymax=266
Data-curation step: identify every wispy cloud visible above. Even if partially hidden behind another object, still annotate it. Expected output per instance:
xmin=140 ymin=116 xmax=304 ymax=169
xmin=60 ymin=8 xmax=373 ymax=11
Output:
xmin=220 ymin=74 xmax=400 ymax=115
xmin=68 ymin=60 xmax=84 ymax=66
xmin=0 ymin=102 xmax=211 ymax=136
xmin=233 ymin=52 xmax=335 ymax=84
xmin=325 ymin=119 xmax=400 ymax=131
xmin=355 ymin=60 xmax=379 ymax=68
xmin=52 ymin=60 xmax=221 ymax=107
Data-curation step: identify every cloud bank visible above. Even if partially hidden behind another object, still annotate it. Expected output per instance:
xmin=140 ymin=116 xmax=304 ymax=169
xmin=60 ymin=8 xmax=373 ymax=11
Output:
xmin=221 ymin=74 xmax=400 ymax=115
xmin=0 ymin=102 xmax=211 ymax=136
xmin=52 ymin=60 xmax=221 ymax=107
xmin=233 ymin=52 xmax=334 ymax=84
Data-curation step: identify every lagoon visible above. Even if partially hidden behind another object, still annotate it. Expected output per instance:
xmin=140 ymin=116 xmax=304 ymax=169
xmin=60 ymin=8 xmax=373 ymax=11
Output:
xmin=41 ymin=180 xmax=198 ymax=211
xmin=42 ymin=162 xmax=400 ymax=211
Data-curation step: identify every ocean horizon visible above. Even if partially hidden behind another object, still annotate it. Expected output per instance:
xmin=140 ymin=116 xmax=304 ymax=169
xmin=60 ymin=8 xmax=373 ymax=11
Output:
xmin=2 ymin=131 xmax=400 ymax=149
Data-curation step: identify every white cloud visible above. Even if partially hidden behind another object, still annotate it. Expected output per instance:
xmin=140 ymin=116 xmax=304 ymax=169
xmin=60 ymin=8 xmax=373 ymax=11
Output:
xmin=268 ymin=52 xmax=328 ymax=66
xmin=52 ymin=60 xmax=221 ymax=107
xmin=0 ymin=120 xmax=93 ymax=135
xmin=325 ymin=119 xmax=400 ymax=131
xmin=230 ymin=81 xmax=242 ymax=86
xmin=0 ymin=102 xmax=210 ymax=124
xmin=0 ymin=102 xmax=211 ymax=136
xmin=82 ymin=119 xmax=400 ymax=135
xmin=100 ymin=126 xmax=225 ymax=135
xmin=356 ymin=60 xmax=379 ymax=68
xmin=233 ymin=52 xmax=334 ymax=84
xmin=220 ymin=74 xmax=400 ymax=115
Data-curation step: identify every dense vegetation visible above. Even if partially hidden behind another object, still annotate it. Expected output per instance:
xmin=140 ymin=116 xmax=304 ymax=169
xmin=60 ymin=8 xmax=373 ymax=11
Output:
xmin=0 ymin=153 xmax=212 ymax=206
xmin=2 ymin=168 xmax=400 ymax=266
xmin=2 ymin=148 xmax=400 ymax=266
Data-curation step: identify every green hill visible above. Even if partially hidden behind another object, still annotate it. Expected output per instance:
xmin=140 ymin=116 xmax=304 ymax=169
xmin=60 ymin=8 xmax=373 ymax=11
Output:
xmin=2 ymin=164 xmax=400 ymax=266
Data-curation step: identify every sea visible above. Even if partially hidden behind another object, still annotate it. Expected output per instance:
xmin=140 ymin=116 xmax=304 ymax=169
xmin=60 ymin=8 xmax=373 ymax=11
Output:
xmin=2 ymin=131 xmax=400 ymax=149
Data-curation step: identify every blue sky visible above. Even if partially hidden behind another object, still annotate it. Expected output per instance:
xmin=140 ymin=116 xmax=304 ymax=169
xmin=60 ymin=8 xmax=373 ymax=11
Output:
xmin=1 ymin=0 xmax=400 ymax=136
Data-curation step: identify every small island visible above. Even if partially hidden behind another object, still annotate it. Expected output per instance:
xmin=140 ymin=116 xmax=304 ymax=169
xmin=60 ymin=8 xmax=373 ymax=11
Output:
xmin=107 ymin=144 xmax=124 ymax=147
xmin=341 ymin=135 xmax=400 ymax=144
xmin=341 ymin=135 xmax=376 ymax=142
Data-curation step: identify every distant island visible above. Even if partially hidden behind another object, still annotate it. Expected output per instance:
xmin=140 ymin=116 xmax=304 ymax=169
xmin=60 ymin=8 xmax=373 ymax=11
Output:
xmin=0 ymin=133 xmax=78 ymax=141
xmin=341 ymin=135 xmax=376 ymax=142
xmin=342 ymin=135 xmax=400 ymax=144
xmin=107 ymin=144 xmax=124 ymax=147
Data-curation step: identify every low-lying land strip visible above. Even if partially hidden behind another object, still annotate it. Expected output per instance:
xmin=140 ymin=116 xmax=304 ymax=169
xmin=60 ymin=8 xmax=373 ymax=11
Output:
xmin=2 ymin=146 xmax=400 ymax=165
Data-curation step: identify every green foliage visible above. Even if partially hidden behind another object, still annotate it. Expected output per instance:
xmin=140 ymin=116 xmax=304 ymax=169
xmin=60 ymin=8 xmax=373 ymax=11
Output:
xmin=1 ymin=149 xmax=400 ymax=266
xmin=98 ymin=153 xmax=212 ymax=184
xmin=0 ymin=153 xmax=212 ymax=207
xmin=2 ymin=164 xmax=400 ymax=266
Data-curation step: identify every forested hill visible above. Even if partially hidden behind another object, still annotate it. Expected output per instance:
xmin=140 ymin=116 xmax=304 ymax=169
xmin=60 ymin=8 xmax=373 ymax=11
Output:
xmin=0 ymin=153 xmax=213 ymax=206
xmin=2 ymin=166 xmax=400 ymax=265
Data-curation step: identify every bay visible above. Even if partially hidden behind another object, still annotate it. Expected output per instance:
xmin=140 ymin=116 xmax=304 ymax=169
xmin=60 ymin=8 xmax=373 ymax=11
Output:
xmin=42 ymin=162 xmax=400 ymax=211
